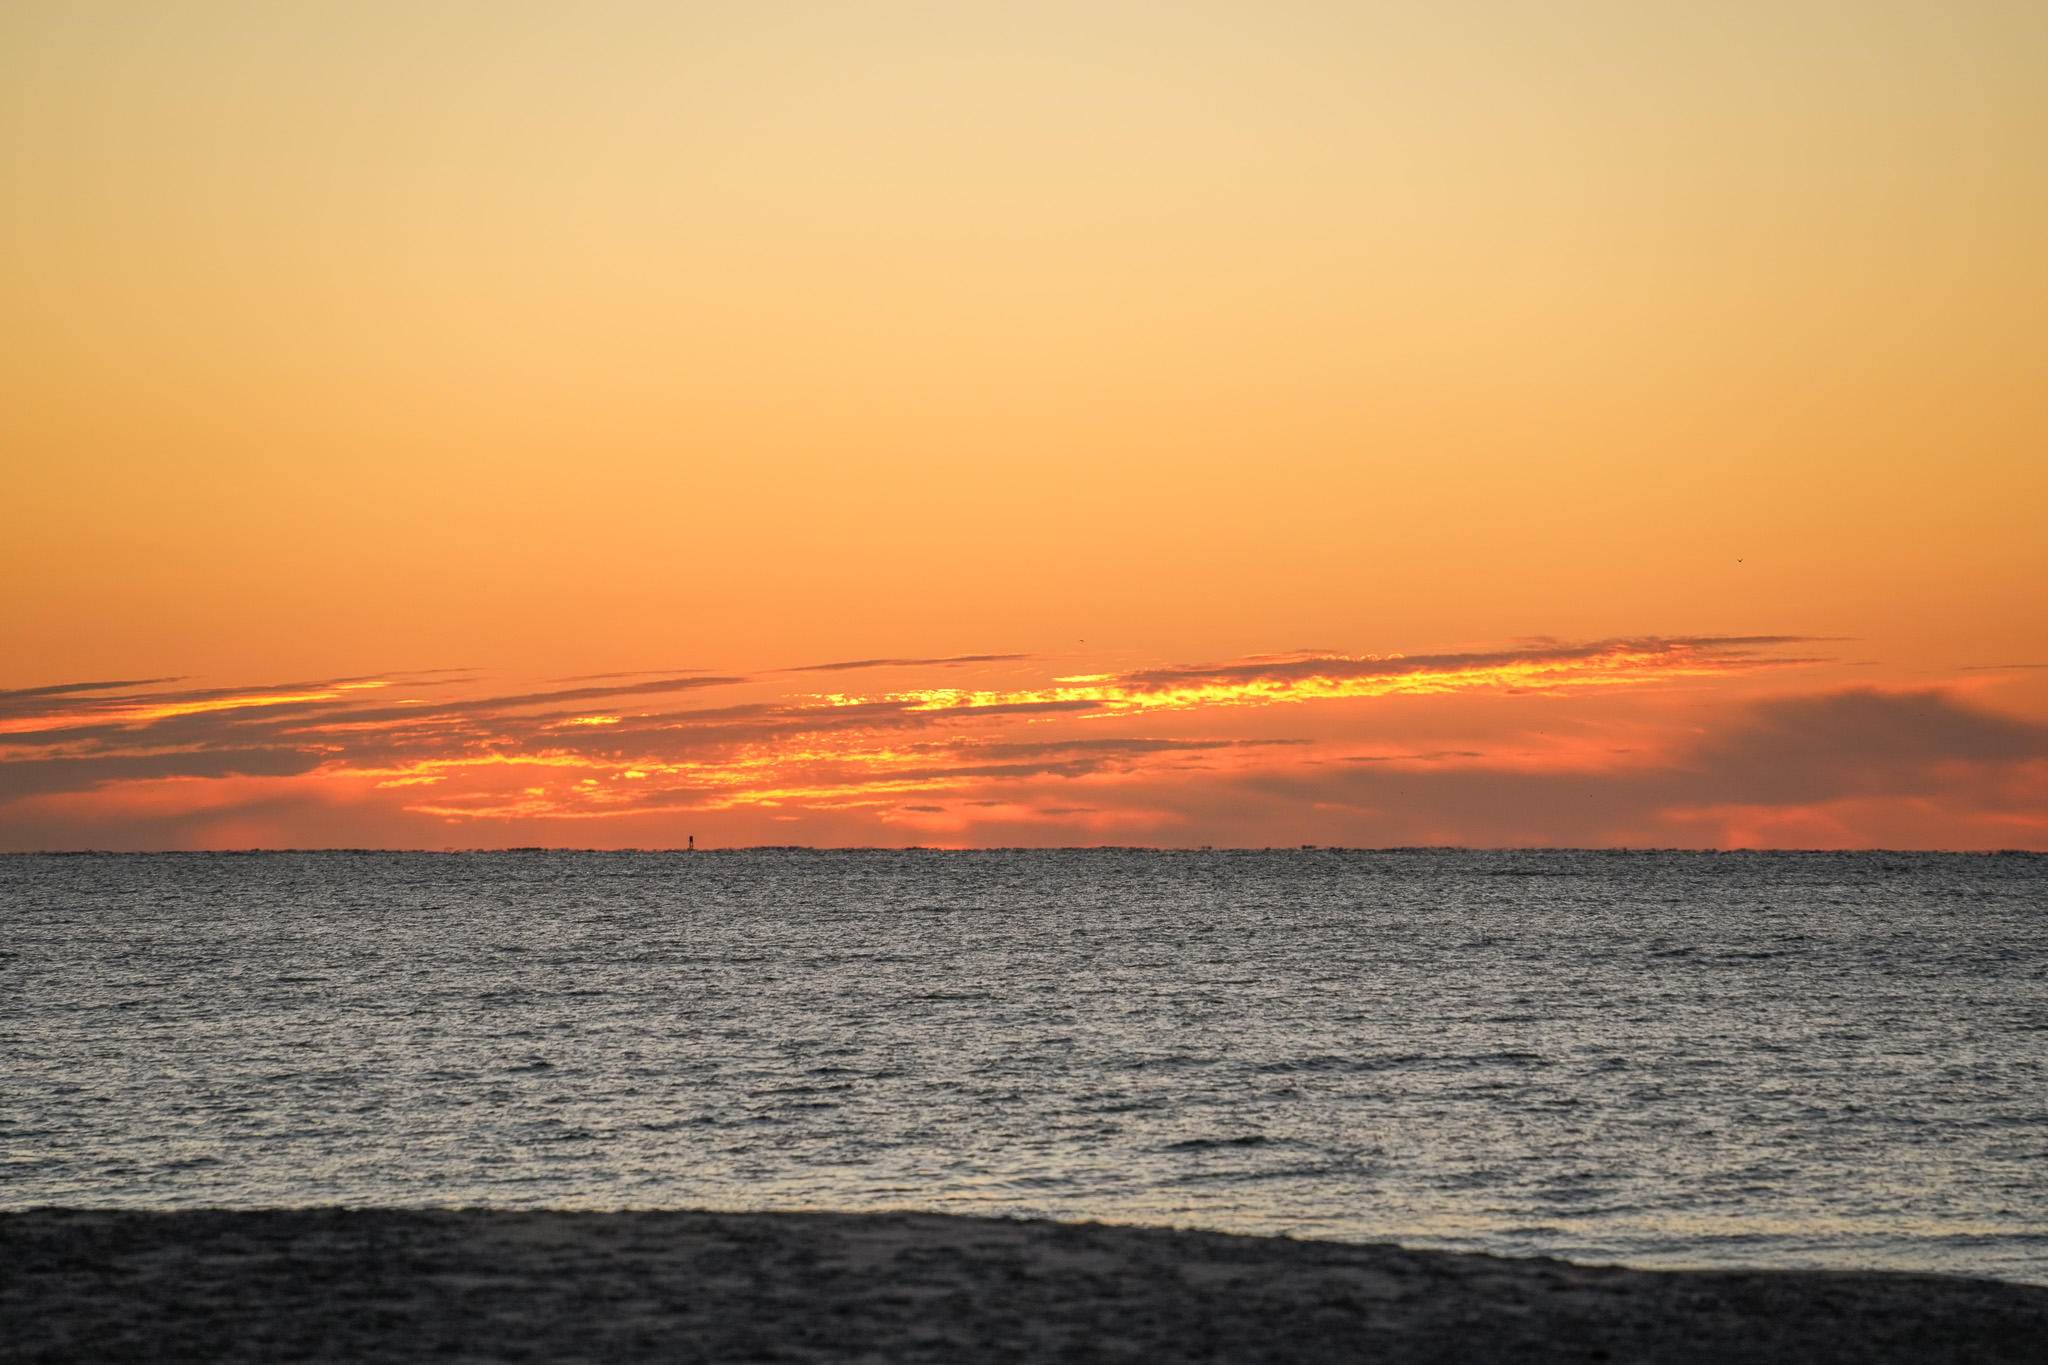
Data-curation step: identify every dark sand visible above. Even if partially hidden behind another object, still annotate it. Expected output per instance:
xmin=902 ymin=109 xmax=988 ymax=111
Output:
xmin=4 ymin=1209 xmax=2045 ymax=1364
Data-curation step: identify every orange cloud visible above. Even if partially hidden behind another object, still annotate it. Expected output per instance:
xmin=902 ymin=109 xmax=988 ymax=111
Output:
xmin=4 ymin=638 xmax=2041 ymax=851
xmin=885 ymin=636 xmax=1824 ymax=716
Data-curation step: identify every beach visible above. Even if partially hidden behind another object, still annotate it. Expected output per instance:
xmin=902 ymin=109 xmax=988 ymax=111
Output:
xmin=5 ymin=1208 xmax=2045 ymax=1363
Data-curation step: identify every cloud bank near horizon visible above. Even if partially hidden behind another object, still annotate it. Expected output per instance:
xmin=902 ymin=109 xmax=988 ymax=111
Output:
xmin=1 ymin=637 xmax=2041 ymax=851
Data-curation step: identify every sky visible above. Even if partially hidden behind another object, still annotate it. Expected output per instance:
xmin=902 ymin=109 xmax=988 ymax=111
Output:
xmin=3 ymin=1 xmax=2044 ymax=850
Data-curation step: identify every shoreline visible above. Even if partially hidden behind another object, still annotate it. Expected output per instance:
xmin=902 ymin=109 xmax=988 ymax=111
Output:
xmin=6 ymin=1208 xmax=2045 ymax=1363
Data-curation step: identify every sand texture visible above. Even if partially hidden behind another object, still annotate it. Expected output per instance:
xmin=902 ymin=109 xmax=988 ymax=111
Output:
xmin=3 ymin=1209 xmax=2044 ymax=1364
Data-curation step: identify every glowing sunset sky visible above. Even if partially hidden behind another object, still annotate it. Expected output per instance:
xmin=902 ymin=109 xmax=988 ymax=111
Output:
xmin=3 ymin=2 xmax=2043 ymax=849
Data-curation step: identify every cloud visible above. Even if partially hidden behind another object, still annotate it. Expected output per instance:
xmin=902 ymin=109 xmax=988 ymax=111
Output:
xmin=1107 ymin=636 xmax=1826 ymax=703
xmin=413 ymin=676 xmax=750 ymax=713
xmin=1343 ymin=751 xmax=1487 ymax=762
xmin=0 ymin=675 xmax=755 ymax=759
xmin=0 ymin=677 xmax=185 ymax=716
xmin=1684 ymin=688 xmax=2048 ymax=803
xmin=1175 ymin=687 xmax=2048 ymax=849
xmin=26 ymin=638 xmax=2009 ymax=851
xmin=0 ymin=748 xmax=332 ymax=803
xmin=783 ymin=654 xmax=1033 ymax=673
xmin=0 ymin=675 xmax=383 ymax=732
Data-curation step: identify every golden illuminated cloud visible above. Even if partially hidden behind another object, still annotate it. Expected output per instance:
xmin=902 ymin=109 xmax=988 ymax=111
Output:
xmin=10 ymin=635 xmax=2041 ymax=852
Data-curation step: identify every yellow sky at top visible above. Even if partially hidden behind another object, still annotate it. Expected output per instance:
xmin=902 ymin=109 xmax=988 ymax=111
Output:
xmin=3 ymin=1 xmax=2043 ymax=694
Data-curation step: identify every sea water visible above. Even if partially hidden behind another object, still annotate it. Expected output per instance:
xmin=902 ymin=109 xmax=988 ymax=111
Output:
xmin=3 ymin=849 xmax=2043 ymax=1282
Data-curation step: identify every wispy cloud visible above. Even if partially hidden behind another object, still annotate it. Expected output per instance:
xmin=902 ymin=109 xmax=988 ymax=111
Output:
xmin=26 ymin=636 xmax=2005 ymax=850
xmin=0 ymin=673 xmax=748 ymax=745
xmin=0 ymin=677 xmax=185 ymax=715
xmin=1 ymin=636 xmax=1809 ymax=783
xmin=782 ymin=653 xmax=1034 ymax=673
xmin=840 ymin=636 xmax=1826 ymax=719
xmin=1104 ymin=636 xmax=1823 ymax=700
xmin=0 ymin=675 xmax=404 ymax=735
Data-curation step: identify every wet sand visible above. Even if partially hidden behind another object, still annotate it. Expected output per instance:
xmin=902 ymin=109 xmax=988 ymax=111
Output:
xmin=4 ymin=1209 xmax=2044 ymax=1363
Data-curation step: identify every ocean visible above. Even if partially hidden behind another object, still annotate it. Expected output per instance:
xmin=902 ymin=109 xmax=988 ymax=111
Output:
xmin=4 ymin=848 xmax=2043 ymax=1283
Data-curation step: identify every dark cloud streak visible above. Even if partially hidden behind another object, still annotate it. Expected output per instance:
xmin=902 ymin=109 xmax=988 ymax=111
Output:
xmin=783 ymin=654 xmax=1033 ymax=673
xmin=1114 ymin=636 xmax=1825 ymax=692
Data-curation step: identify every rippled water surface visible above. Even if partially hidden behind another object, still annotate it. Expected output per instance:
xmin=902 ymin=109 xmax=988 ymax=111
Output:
xmin=5 ymin=849 xmax=2044 ymax=1281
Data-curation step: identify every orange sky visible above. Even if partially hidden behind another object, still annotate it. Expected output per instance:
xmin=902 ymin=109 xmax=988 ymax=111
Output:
xmin=3 ymin=2 xmax=2044 ymax=849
